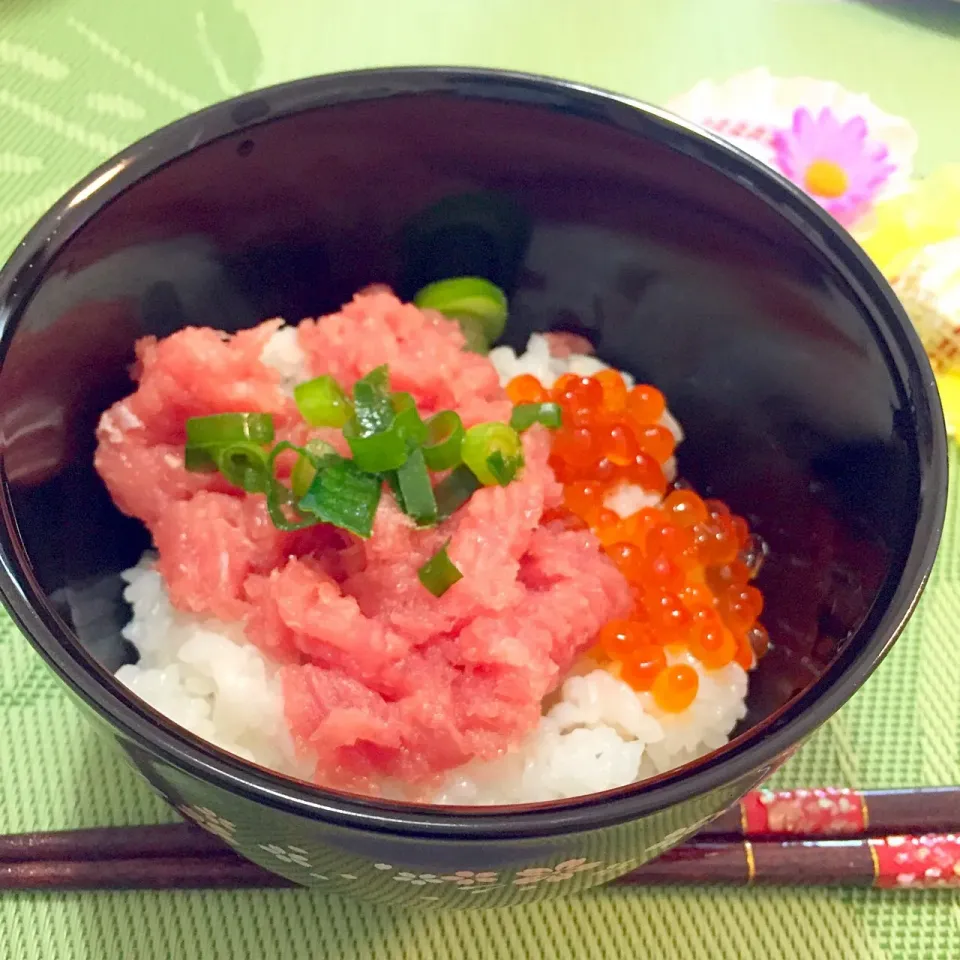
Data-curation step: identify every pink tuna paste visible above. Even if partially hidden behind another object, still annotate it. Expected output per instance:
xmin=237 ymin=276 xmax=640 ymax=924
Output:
xmin=95 ymin=289 xmax=631 ymax=796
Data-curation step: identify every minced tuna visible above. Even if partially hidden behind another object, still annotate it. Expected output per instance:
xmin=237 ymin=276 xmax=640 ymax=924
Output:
xmin=96 ymin=289 xmax=632 ymax=794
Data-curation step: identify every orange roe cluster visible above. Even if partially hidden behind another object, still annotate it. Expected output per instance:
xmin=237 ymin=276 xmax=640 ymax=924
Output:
xmin=507 ymin=371 xmax=771 ymax=715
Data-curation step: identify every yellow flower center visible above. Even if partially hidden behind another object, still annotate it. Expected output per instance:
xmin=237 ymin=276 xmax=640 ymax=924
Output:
xmin=803 ymin=159 xmax=849 ymax=199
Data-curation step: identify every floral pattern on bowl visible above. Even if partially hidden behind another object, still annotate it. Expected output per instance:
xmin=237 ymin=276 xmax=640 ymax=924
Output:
xmin=109 ymin=732 xmax=770 ymax=908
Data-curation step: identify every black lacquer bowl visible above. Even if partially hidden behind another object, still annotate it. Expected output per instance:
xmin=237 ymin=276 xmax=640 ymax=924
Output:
xmin=0 ymin=68 xmax=946 ymax=908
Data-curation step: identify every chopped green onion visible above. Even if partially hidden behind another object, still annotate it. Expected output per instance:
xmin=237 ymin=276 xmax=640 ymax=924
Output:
xmin=535 ymin=402 xmax=563 ymax=429
xmin=294 ymin=375 xmax=352 ymax=428
xmin=351 ymin=365 xmax=394 ymax=436
xmin=185 ymin=413 xmax=276 ymax=477
xmin=456 ymin=316 xmax=491 ymax=355
xmin=384 ymin=470 xmax=406 ymax=513
xmin=417 ymin=541 xmax=463 ymax=597
xmin=509 ymin=404 xmax=540 ymax=433
xmin=265 ymin=442 xmax=322 ymax=532
xmin=434 ymin=465 xmax=481 ymax=520
xmin=395 ymin=447 xmax=437 ymax=525
xmin=291 ymin=458 xmax=315 ymax=500
xmin=267 ymin=485 xmax=318 ymax=532
xmin=484 ymin=450 xmax=520 ymax=486
xmin=460 ymin=422 xmax=524 ymax=486
xmin=290 ymin=439 xmax=338 ymax=499
xmin=343 ymin=366 xmax=408 ymax=471
xmin=510 ymin=402 xmax=563 ymax=433
xmin=215 ymin=442 xmax=270 ymax=493
xmin=343 ymin=417 xmax=409 ymax=473
xmin=298 ymin=455 xmax=382 ymax=539
xmin=353 ymin=364 xmax=390 ymax=394
xmin=414 ymin=277 xmax=509 ymax=346
xmin=422 ymin=410 xmax=464 ymax=470
xmin=186 ymin=413 xmax=275 ymax=446
xmin=391 ymin=392 xmax=428 ymax=448
xmin=184 ymin=446 xmax=218 ymax=473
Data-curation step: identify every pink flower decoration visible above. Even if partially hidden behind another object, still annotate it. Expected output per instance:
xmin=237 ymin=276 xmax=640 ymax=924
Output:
xmin=773 ymin=107 xmax=895 ymax=226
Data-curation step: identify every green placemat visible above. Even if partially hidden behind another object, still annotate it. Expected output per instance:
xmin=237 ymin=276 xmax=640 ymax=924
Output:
xmin=1 ymin=1 xmax=959 ymax=957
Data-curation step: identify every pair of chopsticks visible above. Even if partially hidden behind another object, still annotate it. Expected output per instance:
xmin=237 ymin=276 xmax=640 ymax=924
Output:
xmin=2 ymin=787 xmax=958 ymax=892
xmin=619 ymin=785 xmax=959 ymax=889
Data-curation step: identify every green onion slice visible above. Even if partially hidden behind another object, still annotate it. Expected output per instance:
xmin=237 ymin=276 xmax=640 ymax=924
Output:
xmin=391 ymin=392 xmax=428 ymax=448
xmin=351 ymin=365 xmax=394 ymax=436
xmin=265 ymin=442 xmax=322 ymax=532
xmin=510 ymin=402 xmax=563 ymax=433
xmin=298 ymin=455 xmax=382 ymax=539
xmin=455 ymin=316 xmax=491 ymax=355
xmin=185 ymin=413 xmax=275 ymax=446
xmin=185 ymin=413 xmax=276 ymax=477
xmin=294 ymin=375 xmax=352 ymax=428
xmin=483 ymin=450 xmax=520 ymax=486
xmin=396 ymin=447 xmax=437 ymax=525
xmin=384 ymin=470 xmax=406 ymax=514
xmin=290 ymin=439 xmax=338 ymax=499
xmin=509 ymin=404 xmax=540 ymax=433
xmin=215 ymin=442 xmax=270 ymax=493
xmin=184 ymin=446 xmax=218 ymax=473
xmin=434 ymin=465 xmax=481 ymax=520
xmin=343 ymin=417 xmax=409 ymax=473
xmin=460 ymin=422 xmax=524 ymax=486
xmin=413 ymin=277 xmax=509 ymax=345
xmin=343 ymin=366 xmax=408 ymax=471
xmin=422 ymin=410 xmax=464 ymax=470
xmin=535 ymin=402 xmax=563 ymax=430
xmin=417 ymin=540 xmax=463 ymax=597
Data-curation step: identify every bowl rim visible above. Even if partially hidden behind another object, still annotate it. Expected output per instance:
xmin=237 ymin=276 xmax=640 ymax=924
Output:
xmin=0 ymin=65 xmax=947 ymax=840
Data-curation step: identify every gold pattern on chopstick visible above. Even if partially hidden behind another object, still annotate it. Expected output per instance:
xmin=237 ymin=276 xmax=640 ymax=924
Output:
xmin=868 ymin=839 xmax=881 ymax=884
xmin=744 ymin=840 xmax=756 ymax=885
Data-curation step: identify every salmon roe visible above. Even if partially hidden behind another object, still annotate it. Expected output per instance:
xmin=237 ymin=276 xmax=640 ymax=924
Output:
xmin=595 ymin=368 xmax=628 ymax=411
xmin=688 ymin=623 xmax=737 ymax=669
xmin=563 ymin=480 xmax=605 ymax=521
xmin=664 ymin=489 xmax=708 ymax=527
xmin=506 ymin=373 xmax=548 ymax=405
xmin=748 ymin=623 xmax=771 ymax=659
xmin=625 ymin=384 xmax=665 ymax=425
xmin=598 ymin=419 xmax=640 ymax=466
xmin=621 ymin=453 xmax=668 ymax=496
xmin=620 ymin=644 xmax=668 ymax=691
xmin=734 ymin=633 xmax=756 ymax=670
xmin=552 ymin=424 xmax=600 ymax=469
xmin=552 ymin=374 xmax=603 ymax=422
xmin=652 ymin=664 xmax=700 ymax=712
xmin=598 ymin=619 xmax=646 ymax=660
xmin=636 ymin=424 xmax=675 ymax=463
xmin=517 ymin=369 xmax=769 ymax=706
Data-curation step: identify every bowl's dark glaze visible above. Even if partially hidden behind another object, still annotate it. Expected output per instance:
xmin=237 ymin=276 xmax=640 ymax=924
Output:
xmin=0 ymin=69 xmax=945 ymax=907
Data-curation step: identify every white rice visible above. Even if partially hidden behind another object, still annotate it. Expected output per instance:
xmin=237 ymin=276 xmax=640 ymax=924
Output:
xmin=257 ymin=324 xmax=305 ymax=393
xmin=116 ymin=561 xmax=312 ymax=780
xmin=114 ymin=331 xmax=749 ymax=803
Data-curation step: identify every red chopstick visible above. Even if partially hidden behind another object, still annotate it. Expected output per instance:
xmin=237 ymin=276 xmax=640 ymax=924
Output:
xmin=614 ymin=834 xmax=960 ymax=889
xmin=699 ymin=786 xmax=960 ymax=839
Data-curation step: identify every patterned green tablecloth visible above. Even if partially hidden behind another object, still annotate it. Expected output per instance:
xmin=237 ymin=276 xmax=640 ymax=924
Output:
xmin=1 ymin=1 xmax=959 ymax=957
